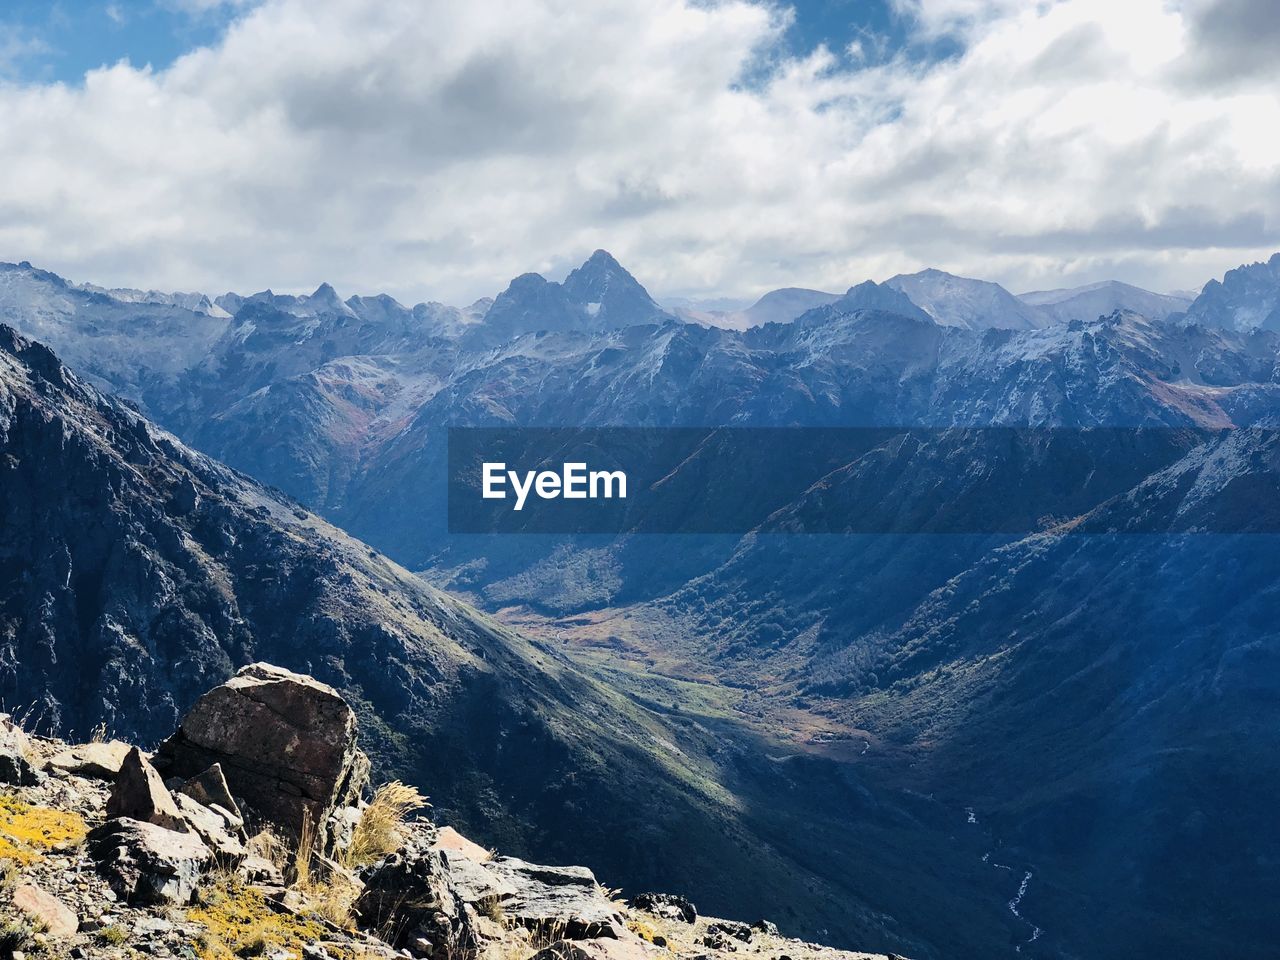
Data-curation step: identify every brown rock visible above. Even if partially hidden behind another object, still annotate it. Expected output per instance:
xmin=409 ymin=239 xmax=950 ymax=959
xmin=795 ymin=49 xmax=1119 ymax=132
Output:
xmin=11 ymin=884 xmax=78 ymax=938
xmin=107 ymin=747 xmax=186 ymax=832
xmin=155 ymin=663 xmax=369 ymax=849
xmin=433 ymin=826 xmax=491 ymax=863
xmin=237 ymin=854 xmax=285 ymax=886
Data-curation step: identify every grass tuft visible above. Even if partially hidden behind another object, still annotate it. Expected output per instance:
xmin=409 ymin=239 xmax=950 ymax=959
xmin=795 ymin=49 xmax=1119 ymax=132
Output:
xmin=344 ymin=781 xmax=427 ymax=867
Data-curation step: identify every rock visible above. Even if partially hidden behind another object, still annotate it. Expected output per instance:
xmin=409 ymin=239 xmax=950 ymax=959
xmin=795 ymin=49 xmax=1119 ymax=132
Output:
xmin=207 ymin=802 xmax=245 ymax=835
xmin=107 ymin=747 xmax=186 ymax=832
xmin=707 ymin=920 xmax=753 ymax=943
xmin=86 ymin=818 xmax=213 ymax=905
xmin=173 ymin=792 xmax=247 ymax=861
xmin=46 ymin=741 xmax=132 ymax=779
xmin=355 ymin=838 xmax=475 ymax=960
xmin=432 ymin=826 xmax=491 ymax=863
xmin=0 ymin=715 xmax=40 ymax=786
xmin=629 ymin=892 xmax=696 ymax=924
xmin=327 ymin=803 xmax=363 ymax=854
xmin=531 ymin=939 xmax=660 ymax=960
xmin=441 ymin=852 xmax=519 ymax=909
xmin=11 ymin=884 xmax=79 ymax=938
xmin=485 ymin=857 xmax=625 ymax=939
xmin=177 ymin=763 xmax=244 ymax=826
xmin=751 ymin=920 xmax=779 ymax=937
xmin=238 ymin=854 xmax=285 ymax=886
xmin=155 ymin=663 xmax=370 ymax=849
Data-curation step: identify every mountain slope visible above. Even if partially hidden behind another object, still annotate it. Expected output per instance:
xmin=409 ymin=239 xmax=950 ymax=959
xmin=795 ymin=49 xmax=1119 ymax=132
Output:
xmin=825 ymin=428 xmax=1280 ymax=958
xmin=0 ymin=322 xmax=990 ymax=959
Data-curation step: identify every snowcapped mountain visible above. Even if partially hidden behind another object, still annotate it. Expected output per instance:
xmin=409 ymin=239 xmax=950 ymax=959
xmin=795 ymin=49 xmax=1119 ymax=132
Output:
xmin=479 ymin=249 xmax=669 ymax=344
xmin=886 ymin=268 xmax=1049 ymax=330
xmin=1018 ymin=279 xmax=1191 ymax=323
xmin=0 ymin=260 xmax=231 ymax=402
xmin=1179 ymin=252 xmax=1280 ymax=331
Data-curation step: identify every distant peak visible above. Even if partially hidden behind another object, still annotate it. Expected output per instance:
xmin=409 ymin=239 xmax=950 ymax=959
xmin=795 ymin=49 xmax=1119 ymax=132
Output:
xmin=843 ymin=279 xmax=885 ymax=296
xmin=585 ymin=249 xmax=622 ymax=268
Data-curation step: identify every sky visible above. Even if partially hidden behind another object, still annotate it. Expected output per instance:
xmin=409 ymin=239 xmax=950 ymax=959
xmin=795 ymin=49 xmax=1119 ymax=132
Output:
xmin=0 ymin=0 xmax=1277 ymax=305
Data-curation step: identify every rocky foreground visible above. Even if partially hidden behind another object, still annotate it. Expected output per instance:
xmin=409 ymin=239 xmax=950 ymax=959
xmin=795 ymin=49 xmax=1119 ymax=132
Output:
xmin=0 ymin=663 xmax=896 ymax=960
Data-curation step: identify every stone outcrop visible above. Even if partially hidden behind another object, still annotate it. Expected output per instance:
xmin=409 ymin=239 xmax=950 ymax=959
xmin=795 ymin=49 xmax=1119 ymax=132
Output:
xmin=531 ymin=939 xmax=662 ymax=960
xmin=177 ymin=762 xmax=243 ymax=823
xmin=155 ymin=663 xmax=370 ymax=849
xmin=86 ymin=818 xmax=214 ymax=905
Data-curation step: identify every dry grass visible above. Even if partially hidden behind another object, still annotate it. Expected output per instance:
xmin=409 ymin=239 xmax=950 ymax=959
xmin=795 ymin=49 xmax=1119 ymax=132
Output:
xmin=293 ymin=809 xmax=319 ymax=888
xmin=344 ymin=781 xmax=427 ymax=867
xmin=286 ymin=808 xmax=361 ymax=929
xmin=246 ymin=825 xmax=290 ymax=874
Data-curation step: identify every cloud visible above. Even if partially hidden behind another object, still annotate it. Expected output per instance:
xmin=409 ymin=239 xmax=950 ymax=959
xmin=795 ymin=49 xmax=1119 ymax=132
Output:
xmin=0 ymin=22 xmax=51 ymax=80
xmin=0 ymin=0 xmax=1276 ymax=304
xmin=1171 ymin=0 xmax=1280 ymax=88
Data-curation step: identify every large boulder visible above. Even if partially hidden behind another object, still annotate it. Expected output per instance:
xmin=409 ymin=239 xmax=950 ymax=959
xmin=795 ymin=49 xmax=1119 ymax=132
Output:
xmin=87 ymin=818 xmax=213 ymax=905
xmin=154 ymin=663 xmax=369 ymax=848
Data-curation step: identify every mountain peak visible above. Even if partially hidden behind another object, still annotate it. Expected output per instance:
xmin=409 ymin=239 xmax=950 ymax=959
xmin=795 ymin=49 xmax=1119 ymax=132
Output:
xmin=829 ymin=280 xmax=933 ymax=323
xmin=886 ymin=269 xmax=1047 ymax=330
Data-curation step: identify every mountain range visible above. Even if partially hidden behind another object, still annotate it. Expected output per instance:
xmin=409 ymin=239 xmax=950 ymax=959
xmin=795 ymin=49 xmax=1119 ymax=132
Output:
xmin=2 ymin=248 xmax=1280 ymax=959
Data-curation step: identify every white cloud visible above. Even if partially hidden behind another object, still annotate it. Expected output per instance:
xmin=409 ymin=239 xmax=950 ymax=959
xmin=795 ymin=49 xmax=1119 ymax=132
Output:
xmin=0 ymin=0 xmax=1276 ymax=304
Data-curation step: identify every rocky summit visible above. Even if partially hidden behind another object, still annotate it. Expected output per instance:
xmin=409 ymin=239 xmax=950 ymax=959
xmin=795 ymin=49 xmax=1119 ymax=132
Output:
xmin=0 ymin=665 xmax=894 ymax=960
